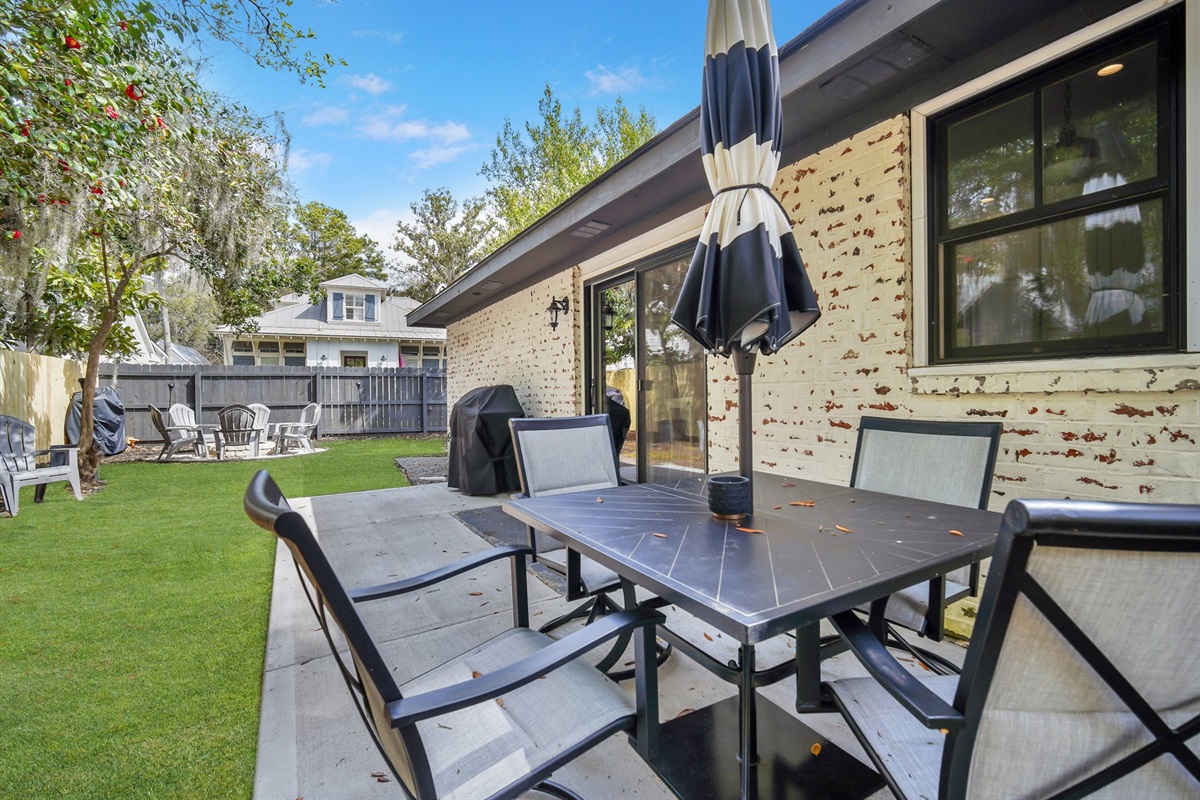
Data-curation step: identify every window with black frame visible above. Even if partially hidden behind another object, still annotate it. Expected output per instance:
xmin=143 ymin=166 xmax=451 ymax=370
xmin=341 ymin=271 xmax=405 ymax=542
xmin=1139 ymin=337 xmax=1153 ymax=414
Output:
xmin=930 ymin=13 xmax=1181 ymax=364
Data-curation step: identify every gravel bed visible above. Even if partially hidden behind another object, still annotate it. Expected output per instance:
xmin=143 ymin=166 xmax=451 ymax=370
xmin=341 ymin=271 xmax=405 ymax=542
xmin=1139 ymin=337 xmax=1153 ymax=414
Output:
xmin=395 ymin=456 xmax=449 ymax=483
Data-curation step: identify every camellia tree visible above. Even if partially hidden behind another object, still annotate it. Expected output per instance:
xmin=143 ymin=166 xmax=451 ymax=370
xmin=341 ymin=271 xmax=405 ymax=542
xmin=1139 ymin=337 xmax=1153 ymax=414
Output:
xmin=0 ymin=0 xmax=331 ymax=484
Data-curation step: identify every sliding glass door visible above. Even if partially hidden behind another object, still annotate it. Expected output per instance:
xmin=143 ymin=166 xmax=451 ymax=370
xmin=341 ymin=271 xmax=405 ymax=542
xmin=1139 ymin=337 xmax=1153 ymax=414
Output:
xmin=588 ymin=244 xmax=706 ymax=483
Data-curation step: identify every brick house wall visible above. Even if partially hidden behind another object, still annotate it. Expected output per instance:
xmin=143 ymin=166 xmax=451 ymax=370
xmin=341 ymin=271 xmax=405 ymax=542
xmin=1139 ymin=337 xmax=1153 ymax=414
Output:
xmin=447 ymin=269 xmax=581 ymax=418
xmin=447 ymin=114 xmax=1197 ymax=506
xmin=705 ymin=114 xmax=1198 ymax=507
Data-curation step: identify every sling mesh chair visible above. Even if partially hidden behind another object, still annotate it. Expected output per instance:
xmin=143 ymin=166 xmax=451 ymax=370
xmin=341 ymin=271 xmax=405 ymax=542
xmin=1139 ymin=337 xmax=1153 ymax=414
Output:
xmin=850 ymin=417 xmax=1002 ymax=670
xmin=509 ymin=414 xmax=670 ymax=680
xmin=824 ymin=498 xmax=1200 ymax=800
xmin=243 ymin=470 xmax=664 ymax=800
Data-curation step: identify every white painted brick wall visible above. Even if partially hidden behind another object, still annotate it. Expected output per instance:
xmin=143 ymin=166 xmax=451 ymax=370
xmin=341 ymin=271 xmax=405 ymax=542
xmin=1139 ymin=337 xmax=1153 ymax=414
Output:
xmin=708 ymin=114 xmax=1199 ymax=507
xmin=447 ymin=269 xmax=580 ymax=419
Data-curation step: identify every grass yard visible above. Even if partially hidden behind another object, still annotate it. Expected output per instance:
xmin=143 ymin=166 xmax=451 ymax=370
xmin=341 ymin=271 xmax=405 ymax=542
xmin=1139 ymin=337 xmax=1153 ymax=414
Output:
xmin=0 ymin=436 xmax=445 ymax=800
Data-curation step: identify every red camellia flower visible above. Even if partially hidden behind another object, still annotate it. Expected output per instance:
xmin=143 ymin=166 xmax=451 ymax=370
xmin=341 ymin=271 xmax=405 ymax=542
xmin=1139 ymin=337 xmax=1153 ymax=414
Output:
xmin=57 ymin=159 xmax=69 ymax=172
xmin=64 ymin=79 xmax=72 ymax=87
xmin=119 ymin=21 xmax=128 ymax=31
xmin=124 ymin=84 xmax=143 ymax=101
xmin=11 ymin=231 xmax=20 ymax=240
xmin=105 ymin=106 xmax=119 ymax=120
xmin=156 ymin=116 xmax=165 ymax=129
xmin=91 ymin=184 xmax=104 ymax=195
xmin=64 ymin=35 xmax=81 ymax=49
xmin=20 ymin=119 xmax=30 ymax=136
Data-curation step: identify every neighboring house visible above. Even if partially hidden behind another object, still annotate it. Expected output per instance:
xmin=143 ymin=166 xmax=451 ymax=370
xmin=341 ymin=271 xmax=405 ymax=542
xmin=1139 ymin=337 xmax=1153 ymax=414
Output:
xmin=102 ymin=310 xmax=211 ymax=365
xmin=216 ymin=274 xmax=446 ymax=369
xmin=409 ymin=0 xmax=1197 ymax=506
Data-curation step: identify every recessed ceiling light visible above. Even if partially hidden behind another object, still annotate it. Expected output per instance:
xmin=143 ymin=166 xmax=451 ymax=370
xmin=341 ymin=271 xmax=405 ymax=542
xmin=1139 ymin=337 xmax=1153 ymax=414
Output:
xmin=1097 ymin=63 xmax=1123 ymax=77
xmin=570 ymin=220 xmax=611 ymax=239
xmin=481 ymin=280 xmax=504 ymax=290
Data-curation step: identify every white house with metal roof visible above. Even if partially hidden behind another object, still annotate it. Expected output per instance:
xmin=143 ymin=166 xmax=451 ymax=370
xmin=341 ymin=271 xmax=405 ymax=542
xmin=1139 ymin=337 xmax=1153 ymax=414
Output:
xmin=216 ymin=274 xmax=446 ymax=369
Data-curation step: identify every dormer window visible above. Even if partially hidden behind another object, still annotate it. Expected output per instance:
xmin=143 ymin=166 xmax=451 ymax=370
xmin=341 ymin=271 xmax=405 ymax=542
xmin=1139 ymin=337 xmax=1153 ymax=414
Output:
xmin=330 ymin=291 xmax=378 ymax=322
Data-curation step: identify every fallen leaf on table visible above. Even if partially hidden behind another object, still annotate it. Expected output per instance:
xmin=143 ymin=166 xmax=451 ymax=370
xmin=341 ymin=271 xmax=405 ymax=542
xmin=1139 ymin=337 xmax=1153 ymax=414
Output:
xmin=939 ymin=728 xmax=950 ymax=734
xmin=625 ymin=661 xmax=635 ymax=667
xmin=652 ymin=532 xmax=668 ymax=539
xmin=782 ymin=482 xmax=796 ymax=487
xmin=835 ymin=525 xmax=852 ymax=533
xmin=789 ymin=500 xmax=815 ymax=507
xmin=773 ymin=505 xmax=782 ymax=510
xmin=496 ymin=697 xmax=505 ymax=707
xmin=674 ymin=708 xmax=696 ymax=719
xmin=438 ymin=723 xmax=452 ymax=730
xmin=810 ymin=743 xmax=822 ymax=757
xmin=703 ymin=633 xmax=713 ymax=641
xmin=371 ymin=772 xmax=387 ymax=778
xmin=468 ymin=591 xmax=483 ymax=596
xmin=949 ymin=529 xmax=964 ymax=536
xmin=737 ymin=527 xmax=765 ymax=533
xmin=471 ymin=671 xmax=483 ymax=679
xmin=376 ymin=777 xmax=391 ymax=783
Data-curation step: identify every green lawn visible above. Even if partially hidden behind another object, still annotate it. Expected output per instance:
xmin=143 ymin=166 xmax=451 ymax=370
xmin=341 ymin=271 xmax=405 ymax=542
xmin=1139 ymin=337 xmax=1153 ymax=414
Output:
xmin=0 ymin=436 xmax=445 ymax=800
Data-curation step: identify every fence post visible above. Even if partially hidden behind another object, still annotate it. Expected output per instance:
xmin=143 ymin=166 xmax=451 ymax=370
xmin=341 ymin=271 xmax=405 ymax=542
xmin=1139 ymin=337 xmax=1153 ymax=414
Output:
xmin=313 ymin=367 xmax=323 ymax=440
xmin=193 ymin=367 xmax=203 ymax=422
xmin=419 ymin=369 xmax=428 ymax=434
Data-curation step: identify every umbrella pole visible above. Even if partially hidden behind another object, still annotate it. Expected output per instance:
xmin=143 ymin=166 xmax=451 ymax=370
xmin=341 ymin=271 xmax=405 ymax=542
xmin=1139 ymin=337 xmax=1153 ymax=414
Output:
xmin=734 ymin=348 xmax=757 ymax=512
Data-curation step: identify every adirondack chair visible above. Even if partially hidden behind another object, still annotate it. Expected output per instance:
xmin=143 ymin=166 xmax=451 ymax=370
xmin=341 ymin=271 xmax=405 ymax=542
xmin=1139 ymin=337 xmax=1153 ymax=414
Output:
xmin=215 ymin=404 xmax=260 ymax=459
xmin=148 ymin=404 xmax=205 ymax=461
xmin=275 ymin=402 xmax=320 ymax=454
xmin=169 ymin=404 xmax=214 ymax=452
xmin=0 ymin=415 xmax=82 ymax=516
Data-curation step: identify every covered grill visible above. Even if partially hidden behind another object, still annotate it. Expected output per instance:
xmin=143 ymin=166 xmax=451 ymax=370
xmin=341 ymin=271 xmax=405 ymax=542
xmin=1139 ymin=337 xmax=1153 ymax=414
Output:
xmin=447 ymin=385 xmax=524 ymax=495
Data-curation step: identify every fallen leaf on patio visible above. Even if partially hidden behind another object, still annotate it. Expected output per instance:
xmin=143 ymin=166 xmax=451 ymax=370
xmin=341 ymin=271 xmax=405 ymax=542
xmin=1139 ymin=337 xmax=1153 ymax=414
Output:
xmin=773 ymin=505 xmax=782 ymax=510
xmin=652 ymin=533 xmax=668 ymax=538
xmin=496 ymin=698 xmax=505 ymax=707
xmin=782 ymin=482 xmax=796 ymax=487
xmin=468 ymin=591 xmax=483 ymax=596
xmin=674 ymin=708 xmax=695 ymax=719
xmin=835 ymin=525 xmax=852 ymax=533
xmin=949 ymin=529 xmax=964 ymax=536
xmin=471 ymin=671 xmax=483 ymax=679
xmin=810 ymin=743 xmax=822 ymax=757
xmin=737 ymin=527 xmax=765 ymax=533
xmin=789 ymin=500 xmax=815 ymax=507
xmin=703 ymin=633 xmax=713 ymax=641
xmin=438 ymin=723 xmax=452 ymax=730
xmin=376 ymin=776 xmax=391 ymax=783
xmin=371 ymin=771 xmax=387 ymax=778
xmin=533 ymin=610 xmax=543 ymax=616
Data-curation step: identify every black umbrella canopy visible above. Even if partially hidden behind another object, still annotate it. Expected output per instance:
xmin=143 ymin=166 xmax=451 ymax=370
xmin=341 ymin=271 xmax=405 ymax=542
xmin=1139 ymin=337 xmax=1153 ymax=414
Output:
xmin=671 ymin=0 xmax=820 ymax=358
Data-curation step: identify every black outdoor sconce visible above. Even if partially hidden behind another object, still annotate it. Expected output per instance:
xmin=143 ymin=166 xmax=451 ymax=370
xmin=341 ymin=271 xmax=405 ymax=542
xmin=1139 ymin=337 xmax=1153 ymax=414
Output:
xmin=546 ymin=296 xmax=570 ymax=330
xmin=602 ymin=301 xmax=616 ymax=332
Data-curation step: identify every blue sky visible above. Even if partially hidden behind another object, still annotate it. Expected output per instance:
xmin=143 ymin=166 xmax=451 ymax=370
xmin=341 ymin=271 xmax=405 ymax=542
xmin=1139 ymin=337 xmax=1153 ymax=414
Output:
xmin=199 ymin=0 xmax=840 ymax=255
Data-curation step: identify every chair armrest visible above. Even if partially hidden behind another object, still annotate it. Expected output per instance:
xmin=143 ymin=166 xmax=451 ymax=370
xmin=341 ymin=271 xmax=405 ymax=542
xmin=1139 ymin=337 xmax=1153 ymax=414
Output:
xmin=349 ymin=545 xmax=534 ymax=602
xmin=829 ymin=610 xmax=965 ymax=731
xmin=386 ymin=606 xmax=666 ymax=727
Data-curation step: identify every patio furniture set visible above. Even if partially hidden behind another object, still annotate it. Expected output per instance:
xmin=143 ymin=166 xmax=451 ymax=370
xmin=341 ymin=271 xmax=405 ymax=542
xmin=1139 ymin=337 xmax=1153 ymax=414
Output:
xmin=150 ymin=402 xmax=321 ymax=461
xmin=244 ymin=414 xmax=1199 ymax=800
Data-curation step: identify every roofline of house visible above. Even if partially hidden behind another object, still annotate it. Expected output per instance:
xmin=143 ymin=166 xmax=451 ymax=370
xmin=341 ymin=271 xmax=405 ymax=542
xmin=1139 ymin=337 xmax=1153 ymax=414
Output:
xmin=408 ymin=0 xmax=1143 ymax=328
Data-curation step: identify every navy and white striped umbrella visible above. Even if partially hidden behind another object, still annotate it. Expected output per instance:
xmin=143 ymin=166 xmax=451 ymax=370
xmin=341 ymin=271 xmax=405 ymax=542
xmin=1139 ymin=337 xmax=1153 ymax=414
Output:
xmin=671 ymin=0 xmax=819 ymax=358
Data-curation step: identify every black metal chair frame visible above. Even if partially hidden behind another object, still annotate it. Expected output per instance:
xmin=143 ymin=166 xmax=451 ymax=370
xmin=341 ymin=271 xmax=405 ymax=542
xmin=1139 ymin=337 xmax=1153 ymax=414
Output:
xmin=509 ymin=414 xmax=671 ymax=681
xmin=827 ymin=498 xmax=1200 ymax=800
xmin=244 ymin=470 xmax=664 ymax=800
xmin=847 ymin=416 xmax=1002 ymax=674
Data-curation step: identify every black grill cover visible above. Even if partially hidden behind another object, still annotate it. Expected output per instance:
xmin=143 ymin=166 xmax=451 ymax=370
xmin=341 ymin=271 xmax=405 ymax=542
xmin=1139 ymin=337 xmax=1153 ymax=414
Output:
xmin=65 ymin=386 xmax=127 ymax=456
xmin=447 ymin=385 xmax=524 ymax=495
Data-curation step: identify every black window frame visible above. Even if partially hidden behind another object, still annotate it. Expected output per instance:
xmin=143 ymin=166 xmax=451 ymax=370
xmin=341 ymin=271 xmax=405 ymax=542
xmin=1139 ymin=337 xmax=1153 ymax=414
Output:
xmin=928 ymin=10 xmax=1184 ymax=365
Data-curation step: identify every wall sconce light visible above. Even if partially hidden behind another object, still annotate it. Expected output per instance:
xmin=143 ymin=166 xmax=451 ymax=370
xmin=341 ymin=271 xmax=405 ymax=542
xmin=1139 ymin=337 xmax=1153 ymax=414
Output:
xmin=546 ymin=296 xmax=570 ymax=330
xmin=602 ymin=301 xmax=616 ymax=332
xmin=319 ymin=354 xmax=327 ymax=367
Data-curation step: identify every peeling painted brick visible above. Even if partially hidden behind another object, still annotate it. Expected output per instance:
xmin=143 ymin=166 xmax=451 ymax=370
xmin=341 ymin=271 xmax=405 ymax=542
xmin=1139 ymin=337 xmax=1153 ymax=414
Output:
xmin=1078 ymin=476 xmax=1118 ymax=490
xmin=1156 ymin=405 xmax=1179 ymax=416
xmin=1112 ymin=403 xmax=1153 ymax=418
xmin=829 ymin=420 xmax=852 ymax=429
xmin=874 ymin=386 xmax=891 ymax=395
xmin=967 ymin=409 xmax=1008 ymax=418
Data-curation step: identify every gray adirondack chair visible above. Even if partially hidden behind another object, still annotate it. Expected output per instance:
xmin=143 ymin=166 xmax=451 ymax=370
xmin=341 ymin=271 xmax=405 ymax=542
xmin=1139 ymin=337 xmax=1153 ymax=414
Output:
xmin=275 ymin=402 xmax=321 ymax=454
xmin=148 ymin=404 xmax=205 ymax=461
xmin=216 ymin=404 xmax=260 ymax=459
xmin=0 ymin=415 xmax=82 ymax=516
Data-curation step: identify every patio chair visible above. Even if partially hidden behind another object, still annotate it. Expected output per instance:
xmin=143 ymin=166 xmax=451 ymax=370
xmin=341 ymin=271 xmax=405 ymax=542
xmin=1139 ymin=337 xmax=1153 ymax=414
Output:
xmin=0 ymin=414 xmax=82 ymax=516
xmin=169 ymin=403 xmax=214 ymax=452
xmin=824 ymin=498 xmax=1200 ymax=800
xmin=509 ymin=414 xmax=670 ymax=680
xmin=850 ymin=416 xmax=1002 ymax=663
xmin=148 ymin=404 xmax=205 ymax=461
xmin=248 ymin=403 xmax=271 ymax=442
xmin=243 ymin=470 xmax=663 ymax=800
xmin=275 ymin=402 xmax=320 ymax=454
xmin=215 ymin=404 xmax=260 ymax=459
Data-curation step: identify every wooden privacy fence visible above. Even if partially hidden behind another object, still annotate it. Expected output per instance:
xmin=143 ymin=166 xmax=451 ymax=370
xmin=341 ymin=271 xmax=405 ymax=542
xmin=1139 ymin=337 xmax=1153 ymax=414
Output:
xmin=97 ymin=364 xmax=447 ymax=443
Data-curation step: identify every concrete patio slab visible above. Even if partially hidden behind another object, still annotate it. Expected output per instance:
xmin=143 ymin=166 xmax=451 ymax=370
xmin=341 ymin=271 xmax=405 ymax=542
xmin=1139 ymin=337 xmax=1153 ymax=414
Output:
xmin=254 ymin=482 xmax=969 ymax=800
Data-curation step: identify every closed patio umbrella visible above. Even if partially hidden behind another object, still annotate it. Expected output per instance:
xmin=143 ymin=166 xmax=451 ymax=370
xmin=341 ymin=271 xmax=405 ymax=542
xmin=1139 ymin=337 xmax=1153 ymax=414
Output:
xmin=671 ymin=0 xmax=820 ymax=507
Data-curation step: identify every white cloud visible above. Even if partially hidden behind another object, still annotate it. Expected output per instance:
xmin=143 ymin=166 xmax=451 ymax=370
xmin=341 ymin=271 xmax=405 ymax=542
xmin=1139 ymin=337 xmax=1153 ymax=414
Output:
xmin=585 ymin=64 xmax=662 ymax=95
xmin=411 ymin=143 xmax=474 ymax=169
xmin=345 ymin=73 xmax=392 ymax=96
xmin=352 ymin=208 xmax=405 ymax=268
xmin=287 ymin=149 xmax=332 ymax=174
xmin=360 ymin=112 xmax=470 ymax=145
xmin=351 ymin=29 xmax=405 ymax=45
xmin=302 ymin=106 xmax=349 ymax=127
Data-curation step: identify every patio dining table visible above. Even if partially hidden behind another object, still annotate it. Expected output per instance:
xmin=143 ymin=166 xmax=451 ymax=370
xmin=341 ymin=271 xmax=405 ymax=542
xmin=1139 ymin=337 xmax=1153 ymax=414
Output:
xmin=503 ymin=471 xmax=1002 ymax=800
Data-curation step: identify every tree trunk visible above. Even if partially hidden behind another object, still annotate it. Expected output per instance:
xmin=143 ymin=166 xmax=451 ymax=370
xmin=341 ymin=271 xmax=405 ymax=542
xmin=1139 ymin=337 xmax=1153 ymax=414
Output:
xmin=156 ymin=269 xmax=172 ymax=363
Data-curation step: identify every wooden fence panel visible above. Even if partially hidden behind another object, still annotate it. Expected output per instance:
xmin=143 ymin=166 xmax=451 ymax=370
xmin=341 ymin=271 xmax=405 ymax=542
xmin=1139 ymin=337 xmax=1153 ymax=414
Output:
xmin=98 ymin=364 xmax=446 ymax=443
xmin=0 ymin=350 xmax=86 ymax=449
